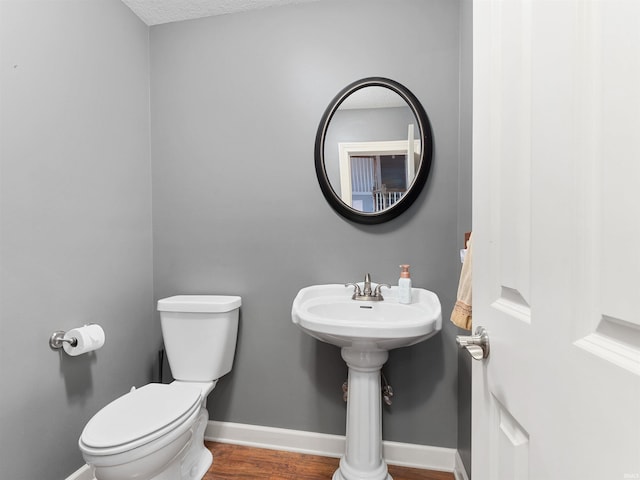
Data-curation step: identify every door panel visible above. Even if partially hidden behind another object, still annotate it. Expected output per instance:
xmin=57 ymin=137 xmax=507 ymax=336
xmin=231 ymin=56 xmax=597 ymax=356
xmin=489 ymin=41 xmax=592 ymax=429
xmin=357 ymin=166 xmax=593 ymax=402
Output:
xmin=492 ymin=397 xmax=529 ymax=480
xmin=473 ymin=1 xmax=640 ymax=479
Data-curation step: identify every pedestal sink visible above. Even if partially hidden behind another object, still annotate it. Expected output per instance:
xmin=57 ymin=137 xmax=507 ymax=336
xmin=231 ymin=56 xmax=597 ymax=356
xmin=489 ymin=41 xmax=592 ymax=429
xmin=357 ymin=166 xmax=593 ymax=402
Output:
xmin=291 ymin=284 xmax=442 ymax=480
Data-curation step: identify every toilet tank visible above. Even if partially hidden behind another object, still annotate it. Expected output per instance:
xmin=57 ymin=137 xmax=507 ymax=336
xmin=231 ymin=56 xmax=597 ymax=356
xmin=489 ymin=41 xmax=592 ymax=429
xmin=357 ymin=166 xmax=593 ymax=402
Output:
xmin=157 ymin=295 xmax=241 ymax=382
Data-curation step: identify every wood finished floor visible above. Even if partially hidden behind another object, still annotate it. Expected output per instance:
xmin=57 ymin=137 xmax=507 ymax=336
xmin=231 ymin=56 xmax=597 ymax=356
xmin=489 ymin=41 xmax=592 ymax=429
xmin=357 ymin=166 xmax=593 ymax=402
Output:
xmin=203 ymin=442 xmax=455 ymax=480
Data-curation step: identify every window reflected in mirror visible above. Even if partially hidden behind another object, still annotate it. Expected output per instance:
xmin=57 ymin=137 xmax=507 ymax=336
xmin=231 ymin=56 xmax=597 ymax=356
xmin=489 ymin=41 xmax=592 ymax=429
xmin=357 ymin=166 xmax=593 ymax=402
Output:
xmin=337 ymin=127 xmax=421 ymax=212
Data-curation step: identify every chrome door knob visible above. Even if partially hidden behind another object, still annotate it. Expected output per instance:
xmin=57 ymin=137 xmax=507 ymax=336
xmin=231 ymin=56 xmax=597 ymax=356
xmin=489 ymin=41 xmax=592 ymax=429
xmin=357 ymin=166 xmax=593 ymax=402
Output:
xmin=456 ymin=326 xmax=490 ymax=360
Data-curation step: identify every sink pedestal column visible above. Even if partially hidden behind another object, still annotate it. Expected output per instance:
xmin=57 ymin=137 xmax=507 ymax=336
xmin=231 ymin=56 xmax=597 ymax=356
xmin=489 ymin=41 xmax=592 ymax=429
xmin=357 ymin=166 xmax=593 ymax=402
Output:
xmin=333 ymin=347 xmax=392 ymax=480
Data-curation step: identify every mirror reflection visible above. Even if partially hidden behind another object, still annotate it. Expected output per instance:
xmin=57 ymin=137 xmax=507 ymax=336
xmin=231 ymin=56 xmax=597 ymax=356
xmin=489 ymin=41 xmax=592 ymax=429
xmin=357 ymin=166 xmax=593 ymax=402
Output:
xmin=315 ymin=78 xmax=433 ymax=224
xmin=324 ymin=86 xmax=421 ymax=213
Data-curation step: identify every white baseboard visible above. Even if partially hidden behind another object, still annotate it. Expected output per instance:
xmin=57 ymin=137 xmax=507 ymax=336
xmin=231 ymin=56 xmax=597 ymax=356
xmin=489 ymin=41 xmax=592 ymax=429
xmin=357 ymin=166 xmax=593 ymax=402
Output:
xmin=65 ymin=464 xmax=94 ymax=480
xmin=205 ymin=420 xmax=345 ymax=458
xmin=206 ymin=420 xmax=469 ymax=478
xmin=67 ymin=421 xmax=470 ymax=480
xmin=454 ymin=450 xmax=470 ymax=480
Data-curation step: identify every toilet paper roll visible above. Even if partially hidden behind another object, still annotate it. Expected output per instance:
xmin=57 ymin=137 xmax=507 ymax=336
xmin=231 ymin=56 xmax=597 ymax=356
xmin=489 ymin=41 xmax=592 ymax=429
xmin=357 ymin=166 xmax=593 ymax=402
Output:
xmin=63 ymin=324 xmax=105 ymax=356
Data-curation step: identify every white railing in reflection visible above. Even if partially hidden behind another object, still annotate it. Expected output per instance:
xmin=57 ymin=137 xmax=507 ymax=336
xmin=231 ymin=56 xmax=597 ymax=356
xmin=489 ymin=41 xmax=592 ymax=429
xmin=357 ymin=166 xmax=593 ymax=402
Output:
xmin=373 ymin=189 xmax=405 ymax=211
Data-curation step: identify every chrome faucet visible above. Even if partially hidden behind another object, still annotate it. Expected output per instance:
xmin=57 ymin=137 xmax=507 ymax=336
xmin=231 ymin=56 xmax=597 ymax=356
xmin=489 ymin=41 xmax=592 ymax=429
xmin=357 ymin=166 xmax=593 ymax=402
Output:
xmin=345 ymin=273 xmax=391 ymax=301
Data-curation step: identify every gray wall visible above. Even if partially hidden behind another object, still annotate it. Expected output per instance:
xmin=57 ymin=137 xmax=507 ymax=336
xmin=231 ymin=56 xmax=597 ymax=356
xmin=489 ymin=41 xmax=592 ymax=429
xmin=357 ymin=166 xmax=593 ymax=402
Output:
xmin=0 ymin=1 xmax=155 ymax=479
xmin=0 ymin=1 xmax=472 ymax=478
xmin=457 ymin=0 xmax=474 ymax=475
xmin=151 ymin=0 xmax=463 ymax=447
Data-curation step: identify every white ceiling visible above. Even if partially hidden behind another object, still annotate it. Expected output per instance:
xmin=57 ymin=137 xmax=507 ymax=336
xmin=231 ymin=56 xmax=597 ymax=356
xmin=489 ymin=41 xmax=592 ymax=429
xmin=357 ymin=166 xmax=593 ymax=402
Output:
xmin=121 ymin=0 xmax=322 ymax=26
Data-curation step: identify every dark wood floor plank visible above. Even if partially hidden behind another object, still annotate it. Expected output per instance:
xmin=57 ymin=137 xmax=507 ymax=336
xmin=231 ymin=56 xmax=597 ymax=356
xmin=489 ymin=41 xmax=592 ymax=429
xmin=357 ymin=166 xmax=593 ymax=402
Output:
xmin=203 ymin=441 xmax=455 ymax=480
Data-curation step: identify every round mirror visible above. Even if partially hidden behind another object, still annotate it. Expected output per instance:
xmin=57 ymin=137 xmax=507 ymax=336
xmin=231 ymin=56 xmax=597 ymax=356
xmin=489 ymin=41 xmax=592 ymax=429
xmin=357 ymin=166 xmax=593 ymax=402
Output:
xmin=315 ymin=77 xmax=433 ymax=224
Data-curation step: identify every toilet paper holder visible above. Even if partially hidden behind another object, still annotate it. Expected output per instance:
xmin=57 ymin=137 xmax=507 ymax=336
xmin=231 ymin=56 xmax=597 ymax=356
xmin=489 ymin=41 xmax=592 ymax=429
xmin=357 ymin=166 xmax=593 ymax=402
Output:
xmin=49 ymin=324 xmax=106 ymax=356
xmin=49 ymin=330 xmax=78 ymax=349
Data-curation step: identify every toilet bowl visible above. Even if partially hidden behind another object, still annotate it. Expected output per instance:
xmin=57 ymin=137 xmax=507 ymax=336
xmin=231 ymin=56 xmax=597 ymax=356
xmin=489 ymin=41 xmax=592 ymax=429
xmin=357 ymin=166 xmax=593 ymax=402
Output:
xmin=79 ymin=295 xmax=241 ymax=480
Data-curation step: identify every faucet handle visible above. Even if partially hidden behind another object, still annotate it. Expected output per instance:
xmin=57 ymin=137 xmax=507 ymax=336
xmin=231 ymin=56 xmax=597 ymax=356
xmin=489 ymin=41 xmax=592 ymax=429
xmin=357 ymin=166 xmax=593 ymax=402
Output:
xmin=373 ymin=283 xmax=391 ymax=299
xmin=345 ymin=282 xmax=362 ymax=299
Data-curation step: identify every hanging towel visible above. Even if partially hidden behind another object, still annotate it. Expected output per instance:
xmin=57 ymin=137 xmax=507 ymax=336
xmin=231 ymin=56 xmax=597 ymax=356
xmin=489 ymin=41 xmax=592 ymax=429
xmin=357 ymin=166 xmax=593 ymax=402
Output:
xmin=451 ymin=233 xmax=473 ymax=330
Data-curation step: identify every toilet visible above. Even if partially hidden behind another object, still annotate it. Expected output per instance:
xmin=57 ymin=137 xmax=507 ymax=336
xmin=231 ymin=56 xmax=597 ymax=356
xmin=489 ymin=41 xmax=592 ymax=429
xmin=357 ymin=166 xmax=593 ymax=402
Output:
xmin=79 ymin=295 xmax=241 ymax=480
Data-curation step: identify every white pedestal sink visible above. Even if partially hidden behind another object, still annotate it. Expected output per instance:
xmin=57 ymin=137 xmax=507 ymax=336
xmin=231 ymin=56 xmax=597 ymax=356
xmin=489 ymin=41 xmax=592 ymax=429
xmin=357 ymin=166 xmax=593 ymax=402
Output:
xmin=291 ymin=284 xmax=442 ymax=480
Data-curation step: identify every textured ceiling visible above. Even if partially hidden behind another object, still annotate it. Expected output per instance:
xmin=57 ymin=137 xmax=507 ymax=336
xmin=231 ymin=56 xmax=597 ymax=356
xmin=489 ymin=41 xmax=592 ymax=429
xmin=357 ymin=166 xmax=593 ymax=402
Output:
xmin=121 ymin=0 xmax=321 ymax=25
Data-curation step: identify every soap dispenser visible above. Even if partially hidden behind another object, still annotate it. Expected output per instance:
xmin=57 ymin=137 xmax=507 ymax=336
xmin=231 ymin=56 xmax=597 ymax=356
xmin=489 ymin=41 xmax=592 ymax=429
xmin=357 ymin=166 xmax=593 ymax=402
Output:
xmin=398 ymin=264 xmax=412 ymax=304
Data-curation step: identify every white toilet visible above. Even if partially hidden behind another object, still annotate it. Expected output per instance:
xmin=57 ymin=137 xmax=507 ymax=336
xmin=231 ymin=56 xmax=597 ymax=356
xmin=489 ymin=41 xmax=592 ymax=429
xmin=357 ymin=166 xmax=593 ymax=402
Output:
xmin=79 ymin=295 xmax=241 ymax=480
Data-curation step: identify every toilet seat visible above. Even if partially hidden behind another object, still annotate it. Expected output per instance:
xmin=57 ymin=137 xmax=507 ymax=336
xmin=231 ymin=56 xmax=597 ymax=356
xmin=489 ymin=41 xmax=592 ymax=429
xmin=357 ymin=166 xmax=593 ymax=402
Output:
xmin=80 ymin=383 xmax=202 ymax=456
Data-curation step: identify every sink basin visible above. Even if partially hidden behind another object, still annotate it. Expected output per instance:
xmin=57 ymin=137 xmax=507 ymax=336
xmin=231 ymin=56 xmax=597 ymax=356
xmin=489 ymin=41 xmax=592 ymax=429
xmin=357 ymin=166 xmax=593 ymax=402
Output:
xmin=292 ymin=284 xmax=442 ymax=350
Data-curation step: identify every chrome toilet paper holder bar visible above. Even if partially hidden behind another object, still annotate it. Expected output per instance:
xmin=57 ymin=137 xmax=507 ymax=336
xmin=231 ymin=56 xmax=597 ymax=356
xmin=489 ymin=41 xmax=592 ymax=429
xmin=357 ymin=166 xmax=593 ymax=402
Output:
xmin=49 ymin=331 xmax=78 ymax=349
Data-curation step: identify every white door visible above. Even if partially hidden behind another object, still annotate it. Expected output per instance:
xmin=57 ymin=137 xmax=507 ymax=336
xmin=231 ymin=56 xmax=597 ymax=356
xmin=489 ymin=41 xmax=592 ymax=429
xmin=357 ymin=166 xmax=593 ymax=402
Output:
xmin=470 ymin=1 xmax=640 ymax=479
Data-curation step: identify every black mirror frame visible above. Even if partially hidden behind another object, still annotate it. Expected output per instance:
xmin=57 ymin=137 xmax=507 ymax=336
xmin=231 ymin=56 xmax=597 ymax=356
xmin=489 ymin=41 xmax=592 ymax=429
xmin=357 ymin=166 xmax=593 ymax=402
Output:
xmin=314 ymin=77 xmax=433 ymax=225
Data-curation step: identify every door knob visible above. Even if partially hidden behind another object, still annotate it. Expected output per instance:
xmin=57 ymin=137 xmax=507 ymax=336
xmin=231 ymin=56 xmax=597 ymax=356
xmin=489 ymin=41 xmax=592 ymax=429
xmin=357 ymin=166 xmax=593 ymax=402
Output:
xmin=456 ymin=326 xmax=490 ymax=360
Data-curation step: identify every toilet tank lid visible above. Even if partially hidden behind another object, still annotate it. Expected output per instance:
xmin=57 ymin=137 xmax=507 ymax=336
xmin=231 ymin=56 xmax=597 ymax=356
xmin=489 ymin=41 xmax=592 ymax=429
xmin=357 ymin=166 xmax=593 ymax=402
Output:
xmin=157 ymin=295 xmax=241 ymax=313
